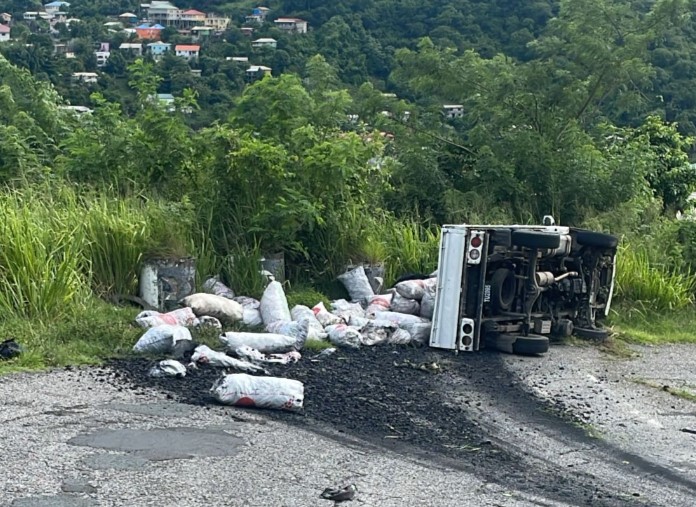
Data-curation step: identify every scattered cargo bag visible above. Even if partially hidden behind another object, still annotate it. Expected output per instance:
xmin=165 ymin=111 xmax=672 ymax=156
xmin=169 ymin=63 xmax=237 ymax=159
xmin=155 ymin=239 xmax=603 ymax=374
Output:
xmin=366 ymin=293 xmax=392 ymax=315
xmin=149 ymin=359 xmax=187 ymax=378
xmin=181 ymin=293 xmax=243 ymax=324
xmin=291 ymin=305 xmax=327 ymax=341
xmin=337 ymin=266 xmax=374 ymax=305
xmin=234 ymin=296 xmax=260 ymax=309
xmin=388 ymin=328 xmax=413 ymax=345
xmin=390 ymin=293 xmax=420 ymax=315
xmin=375 ymin=311 xmax=429 ymax=328
xmin=312 ymin=301 xmax=343 ymax=326
xmin=259 ymin=281 xmax=291 ymax=325
xmin=401 ymin=322 xmax=432 ymax=346
xmin=242 ymin=308 xmax=264 ymax=327
xmin=133 ymin=325 xmax=192 ymax=354
xmin=135 ymin=307 xmax=198 ymax=328
xmin=220 ymin=331 xmax=298 ymax=354
xmin=190 ymin=345 xmax=266 ymax=373
xmin=420 ymin=287 xmax=436 ymax=320
xmin=194 ymin=316 xmax=222 ymax=329
xmin=394 ymin=279 xmax=429 ymax=301
xmin=331 ymin=299 xmax=366 ymax=321
xmin=325 ymin=324 xmax=361 ymax=349
xmin=234 ymin=345 xmax=301 ymax=364
xmin=211 ymin=374 xmax=304 ymax=411
xmin=202 ymin=277 xmax=235 ymax=299
xmin=265 ymin=320 xmax=309 ymax=349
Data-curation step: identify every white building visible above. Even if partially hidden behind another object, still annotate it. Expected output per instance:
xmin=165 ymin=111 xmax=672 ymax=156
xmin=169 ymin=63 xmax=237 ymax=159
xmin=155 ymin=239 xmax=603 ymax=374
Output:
xmin=251 ymin=37 xmax=276 ymax=49
xmin=0 ymin=24 xmax=9 ymax=43
xmin=72 ymin=72 xmax=98 ymax=83
xmin=443 ymin=105 xmax=464 ymax=119
xmin=273 ymin=17 xmax=307 ymax=33
xmin=174 ymin=44 xmax=199 ymax=59
xmin=44 ymin=1 xmax=70 ymax=15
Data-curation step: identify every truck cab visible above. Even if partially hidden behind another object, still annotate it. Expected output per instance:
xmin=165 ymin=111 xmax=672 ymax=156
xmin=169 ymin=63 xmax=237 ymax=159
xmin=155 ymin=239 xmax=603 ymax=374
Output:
xmin=429 ymin=224 xmax=618 ymax=354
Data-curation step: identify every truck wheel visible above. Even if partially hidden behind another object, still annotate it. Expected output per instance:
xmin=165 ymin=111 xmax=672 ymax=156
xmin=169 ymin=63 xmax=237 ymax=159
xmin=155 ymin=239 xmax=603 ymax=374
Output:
xmin=492 ymin=334 xmax=549 ymax=355
xmin=574 ymin=327 xmax=609 ymax=341
xmin=511 ymin=231 xmax=561 ymax=249
xmin=574 ymin=230 xmax=618 ymax=249
xmin=490 ymin=268 xmax=516 ymax=312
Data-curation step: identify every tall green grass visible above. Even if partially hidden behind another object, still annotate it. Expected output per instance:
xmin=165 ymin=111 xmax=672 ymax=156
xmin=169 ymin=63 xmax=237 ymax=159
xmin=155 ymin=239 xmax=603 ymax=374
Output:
xmin=615 ymin=242 xmax=696 ymax=313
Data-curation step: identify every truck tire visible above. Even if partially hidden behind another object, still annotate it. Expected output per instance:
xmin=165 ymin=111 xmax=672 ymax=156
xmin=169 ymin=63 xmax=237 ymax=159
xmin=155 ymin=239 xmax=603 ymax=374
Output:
xmin=492 ymin=334 xmax=549 ymax=355
xmin=511 ymin=230 xmax=561 ymax=250
xmin=490 ymin=268 xmax=516 ymax=312
xmin=574 ymin=230 xmax=618 ymax=249
xmin=574 ymin=326 xmax=609 ymax=341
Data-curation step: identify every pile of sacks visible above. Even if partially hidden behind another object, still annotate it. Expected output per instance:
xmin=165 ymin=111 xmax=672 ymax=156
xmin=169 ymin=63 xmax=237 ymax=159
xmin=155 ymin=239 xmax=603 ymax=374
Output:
xmin=130 ymin=268 xmax=438 ymax=412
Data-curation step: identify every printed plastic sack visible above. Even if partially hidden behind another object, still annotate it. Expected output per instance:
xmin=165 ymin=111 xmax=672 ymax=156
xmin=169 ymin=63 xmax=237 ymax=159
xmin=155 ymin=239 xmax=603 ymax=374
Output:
xmin=235 ymin=345 xmax=301 ymax=364
xmin=359 ymin=319 xmax=397 ymax=346
xmin=234 ymin=296 xmax=260 ymax=310
xmin=291 ymin=305 xmax=327 ymax=341
xmin=375 ymin=311 xmax=429 ymax=328
xmin=337 ymin=266 xmax=374 ymax=305
xmin=243 ymin=308 xmax=264 ymax=327
xmin=331 ymin=299 xmax=366 ymax=321
xmin=190 ymin=345 xmax=266 ymax=373
xmin=220 ymin=331 xmax=298 ymax=354
xmin=394 ymin=279 xmax=429 ymax=301
xmin=390 ymin=293 xmax=420 ymax=315
xmin=312 ymin=301 xmax=342 ymax=326
xmin=212 ymin=374 xmax=304 ymax=411
xmin=259 ymin=281 xmax=291 ymax=325
xmin=388 ymin=328 xmax=413 ymax=345
xmin=325 ymin=324 xmax=361 ymax=349
xmin=133 ymin=325 xmax=192 ymax=354
xmin=135 ymin=308 xmax=198 ymax=328
xmin=266 ymin=320 xmax=309 ymax=349
xmin=420 ymin=286 xmax=436 ymax=319
xmin=366 ymin=293 xmax=392 ymax=315
xmin=149 ymin=359 xmax=187 ymax=378
xmin=401 ymin=321 xmax=432 ymax=346
xmin=203 ymin=277 xmax=235 ymax=299
xmin=181 ymin=293 xmax=243 ymax=324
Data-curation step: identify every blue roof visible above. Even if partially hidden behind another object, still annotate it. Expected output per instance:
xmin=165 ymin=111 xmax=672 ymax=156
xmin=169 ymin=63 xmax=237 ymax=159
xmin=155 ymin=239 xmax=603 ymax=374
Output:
xmin=152 ymin=24 xmax=164 ymax=29
xmin=136 ymin=23 xmax=150 ymax=28
xmin=45 ymin=1 xmax=69 ymax=6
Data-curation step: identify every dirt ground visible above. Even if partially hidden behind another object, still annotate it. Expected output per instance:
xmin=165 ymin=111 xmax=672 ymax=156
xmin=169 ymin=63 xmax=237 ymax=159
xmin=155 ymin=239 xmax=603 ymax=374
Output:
xmin=2 ymin=342 xmax=696 ymax=506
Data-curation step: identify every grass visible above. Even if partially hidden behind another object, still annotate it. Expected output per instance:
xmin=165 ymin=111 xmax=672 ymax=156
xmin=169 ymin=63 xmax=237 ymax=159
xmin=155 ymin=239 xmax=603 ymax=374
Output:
xmin=0 ymin=300 xmax=140 ymax=375
xmin=609 ymin=306 xmax=696 ymax=345
xmin=632 ymin=378 xmax=696 ymax=402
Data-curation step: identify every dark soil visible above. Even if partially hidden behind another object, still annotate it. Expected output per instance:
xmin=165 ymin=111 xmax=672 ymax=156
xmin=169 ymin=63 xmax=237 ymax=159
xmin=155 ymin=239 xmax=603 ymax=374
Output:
xmin=104 ymin=346 xmax=641 ymax=507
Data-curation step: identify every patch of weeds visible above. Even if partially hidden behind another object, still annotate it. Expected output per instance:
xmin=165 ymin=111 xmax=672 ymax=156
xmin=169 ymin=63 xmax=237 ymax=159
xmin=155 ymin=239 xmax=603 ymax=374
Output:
xmin=303 ymin=340 xmax=334 ymax=352
xmin=632 ymin=378 xmax=696 ymax=402
xmin=286 ymin=285 xmax=332 ymax=309
xmin=597 ymin=338 xmax=638 ymax=359
xmin=608 ymin=306 xmax=696 ymax=345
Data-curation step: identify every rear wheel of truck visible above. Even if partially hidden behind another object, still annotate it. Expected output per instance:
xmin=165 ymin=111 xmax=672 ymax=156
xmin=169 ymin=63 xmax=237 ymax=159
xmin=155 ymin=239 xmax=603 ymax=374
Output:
xmin=574 ymin=326 xmax=609 ymax=341
xmin=574 ymin=230 xmax=618 ymax=249
xmin=491 ymin=334 xmax=549 ymax=355
xmin=511 ymin=231 xmax=561 ymax=250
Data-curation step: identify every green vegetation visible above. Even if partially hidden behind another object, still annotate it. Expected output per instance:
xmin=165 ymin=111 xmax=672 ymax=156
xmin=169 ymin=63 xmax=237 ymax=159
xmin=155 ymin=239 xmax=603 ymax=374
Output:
xmin=632 ymin=377 xmax=696 ymax=402
xmin=1 ymin=0 xmax=696 ymax=370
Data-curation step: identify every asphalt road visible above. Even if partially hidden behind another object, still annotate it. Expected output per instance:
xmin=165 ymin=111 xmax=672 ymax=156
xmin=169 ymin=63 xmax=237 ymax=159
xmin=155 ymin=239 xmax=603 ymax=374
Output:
xmin=1 ymin=342 xmax=696 ymax=507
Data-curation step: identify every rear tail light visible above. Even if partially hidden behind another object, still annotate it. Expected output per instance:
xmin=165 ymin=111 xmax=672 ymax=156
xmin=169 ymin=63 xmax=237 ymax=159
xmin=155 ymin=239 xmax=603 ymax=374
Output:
xmin=467 ymin=231 xmax=484 ymax=265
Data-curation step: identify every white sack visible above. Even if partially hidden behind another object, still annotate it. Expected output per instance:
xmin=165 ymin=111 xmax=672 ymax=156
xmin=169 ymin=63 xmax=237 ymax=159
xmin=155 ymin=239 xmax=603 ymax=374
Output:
xmin=234 ymin=345 xmax=301 ymax=364
xmin=202 ymin=277 xmax=235 ymax=299
xmin=390 ymin=293 xmax=420 ymax=315
xmin=194 ymin=316 xmax=222 ymax=329
xmin=133 ymin=325 xmax=192 ymax=354
xmin=190 ymin=345 xmax=266 ymax=373
xmin=265 ymin=320 xmax=309 ymax=349
xmin=366 ymin=293 xmax=392 ymax=315
xmin=234 ymin=296 xmax=260 ymax=310
xmin=243 ymin=308 xmax=264 ymax=327
xmin=312 ymin=301 xmax=342 ymax=326
xmin=149 ymin=359 xmax=187 ymax=378
xmin=331 ymin=299 xmax=366 ymax=321
xmin=375 ymin=311 xmax=429 ymax=328
xmin=290 ymin=305 xmax=327 ymax=341
xmin=337 ymin=266 xmax=374 ymax=304
xmin=135 ymin=307 xmax=198 ymax=328
xmin=401 ymin=321 xmax=432 ymax=346
xmin=394 ymin=279 xmax=429 ymax=301
xmin=388 ymin=328 xmax=413 ymax=345
xmin=325 ymin=324 xmax=361 ymax=349
xmin=420 ymin=286 xmax=436 ymax=319
xmin=211 ymin=373 xmax=304 ymax=411
xmin=259 ymin=281 xmax=291 ymax=325
xmin=181 ymin=293 xmax=243 ymax=324
xmin=220 ymin=331 xmax=298 ymax=354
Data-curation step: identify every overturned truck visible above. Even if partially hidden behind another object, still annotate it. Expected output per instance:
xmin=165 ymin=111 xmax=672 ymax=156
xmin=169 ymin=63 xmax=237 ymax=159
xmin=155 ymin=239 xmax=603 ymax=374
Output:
xmin=430 ymin=223 xmax=618 ymax=355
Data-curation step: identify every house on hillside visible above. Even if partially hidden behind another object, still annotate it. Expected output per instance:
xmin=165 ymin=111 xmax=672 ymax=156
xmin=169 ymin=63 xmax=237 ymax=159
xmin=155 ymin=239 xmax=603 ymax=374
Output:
xmin=118 ymin=12 xmax=138 ymax=24
xmin=175 ymin=44 xmax=199 ymax=59
xmin=227 ymin=56 xmax=248 ymax=63
xmin=191 ymin=25 xmax=213 ymax=40
xmin=119 ymin=42 xmax=143 ymax=56
xmin=443 ymin=104 xmax=464 ymax=119
xmin=95 ymin=42 xmax=110 ymax=66
xmin=246 ymin=6 xmax=269 ymax=24
xmin=241 ymin=26 xmax=254 ymax=37
xmin=0 ymin=13 xmax=11 ymax=24
xmin=23 ymin=12 xmax=38 ymax=20
xmin=72 ymin=72 xmax=98 ymax=83
xmin=44 ymin=1 xmax=70 ymax=15
xmin=251 ymin=37 xmax=276 ymax=49
xmin=204 ymin=14 xmax=230 ymax=31
xmin=142 ymin=1 xmax=179 ymax=25
xmin=179 ymin=8 xmax=205 ymax=29
xmin=273 ymin=17 xmax=307 ymax=33
xmin=147 ymin=41 xmax=171 ymax=60
xmin=0 ymin=24 xmax=10 ymax=42
xmin=135 ymin=23 xmax=164 ymax=40
xmin=246 ymin=65 xmax=271 ymax=81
